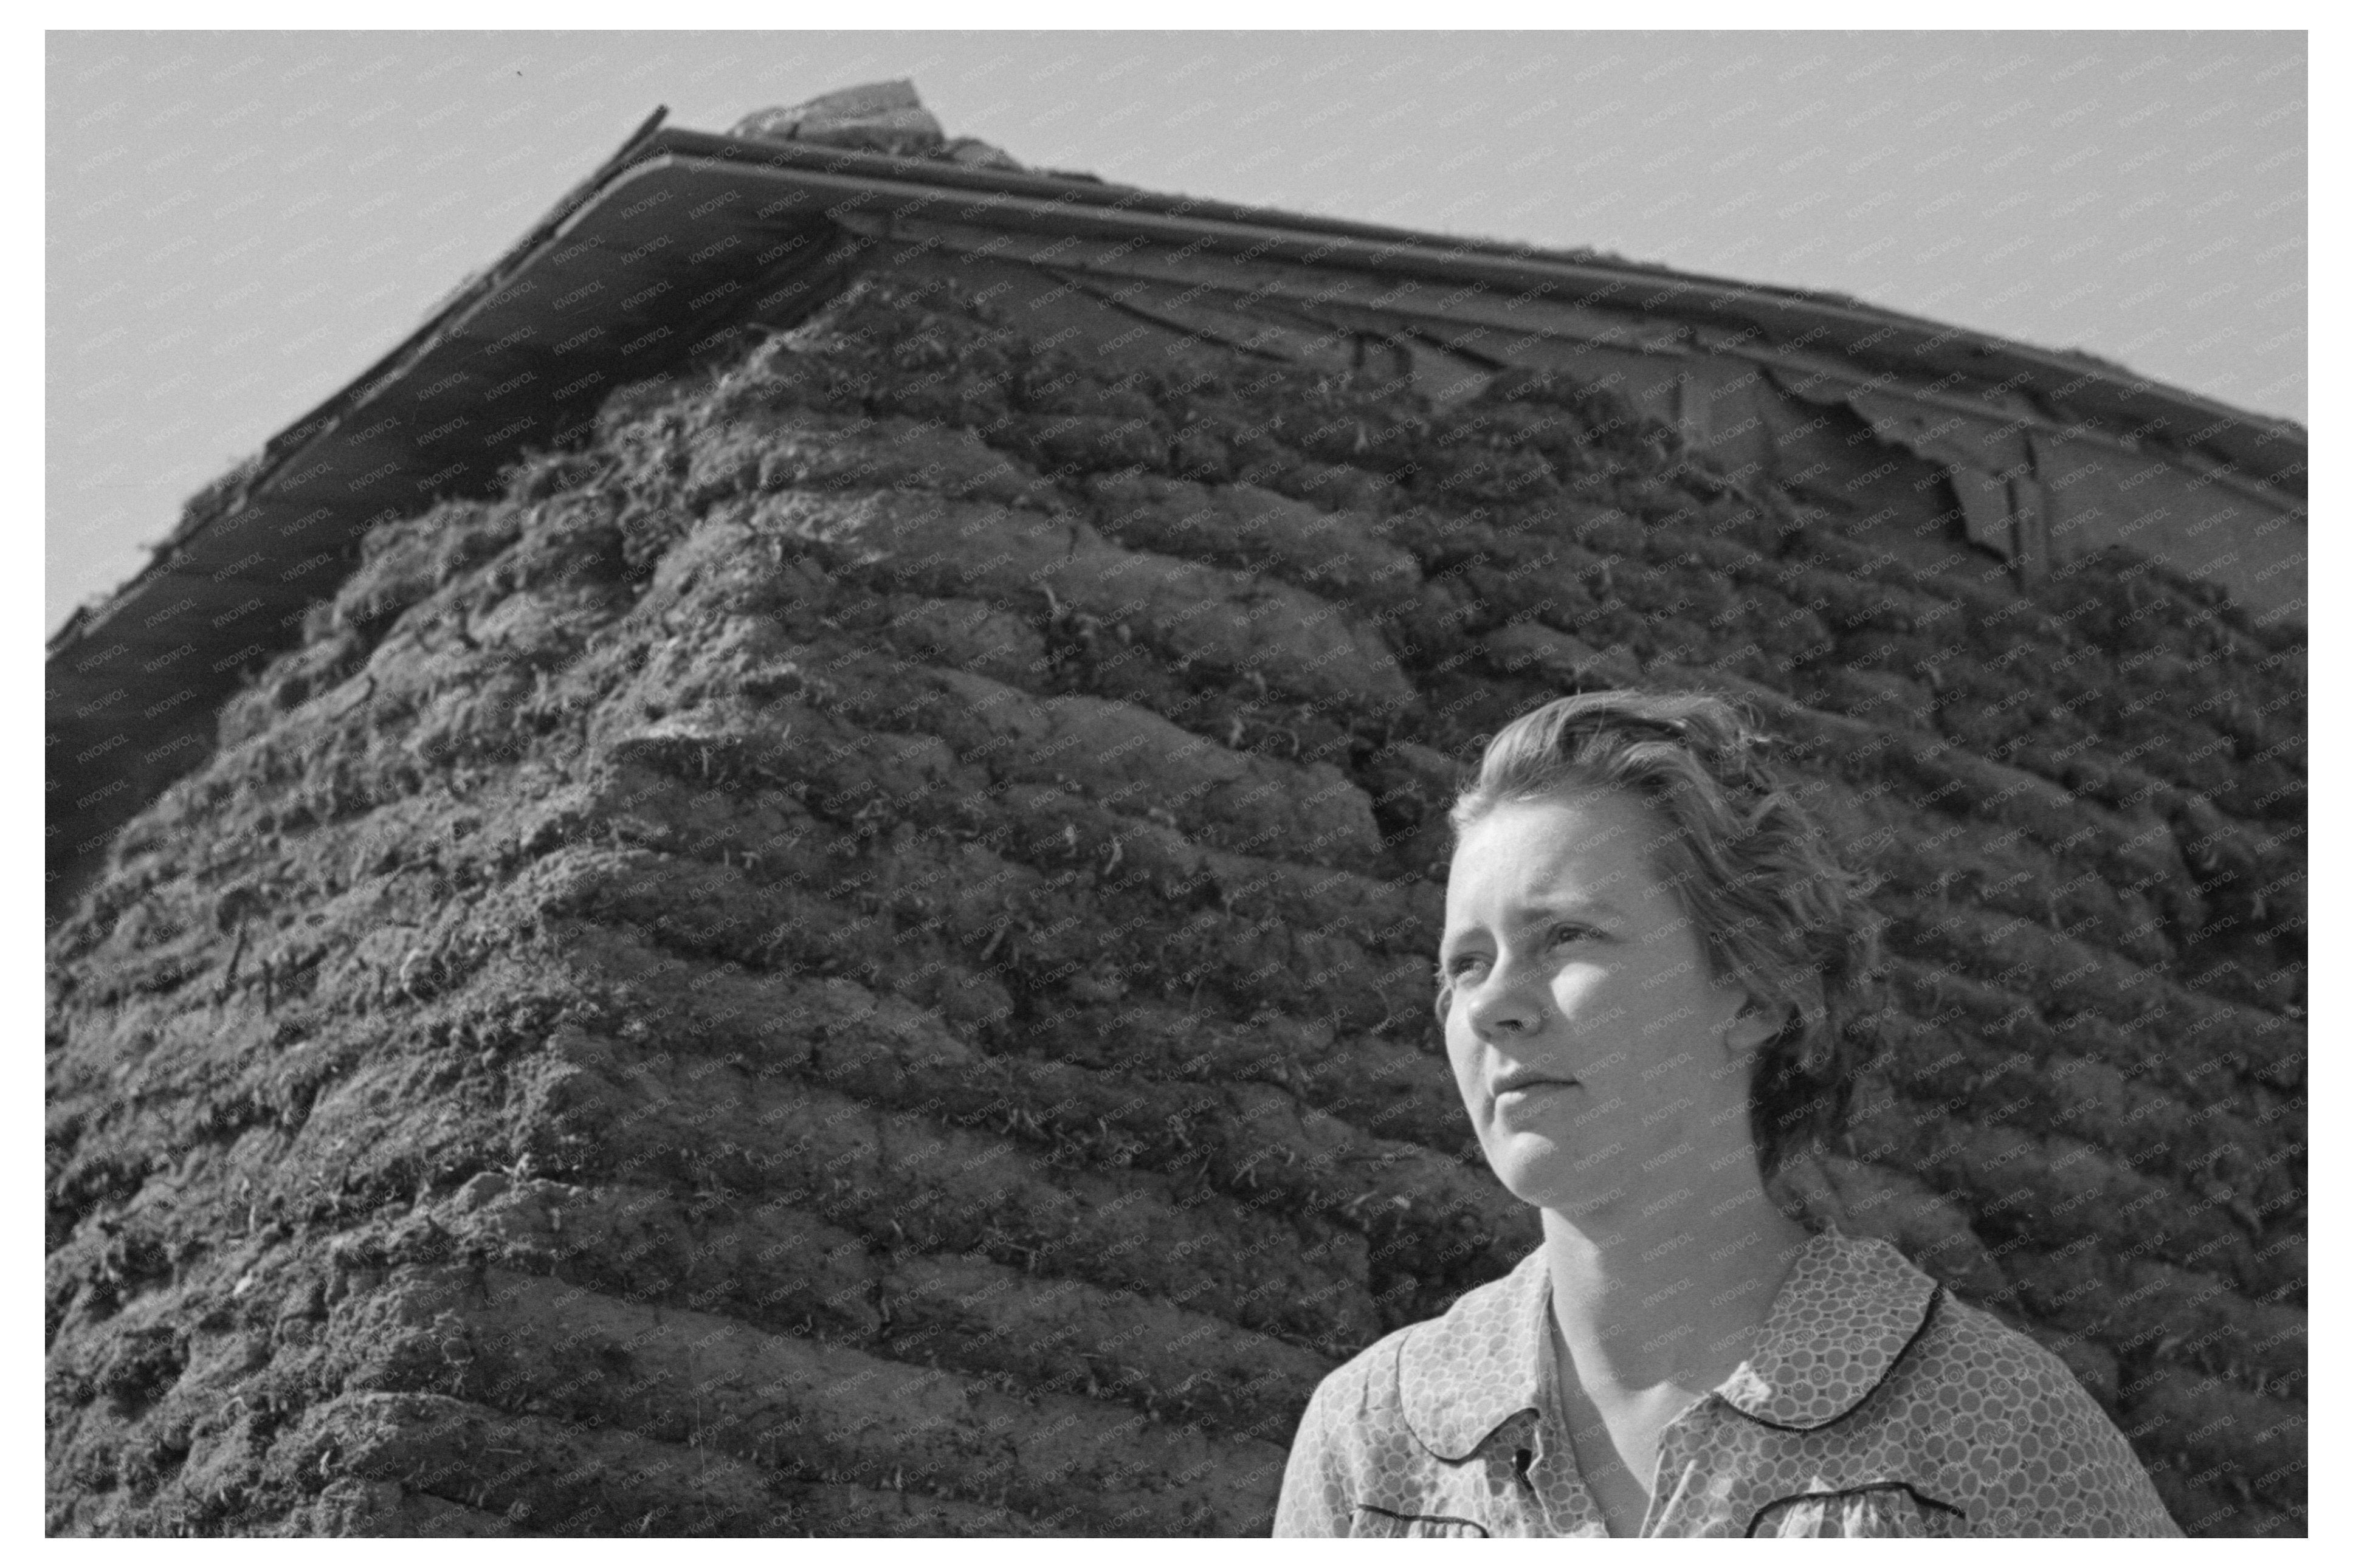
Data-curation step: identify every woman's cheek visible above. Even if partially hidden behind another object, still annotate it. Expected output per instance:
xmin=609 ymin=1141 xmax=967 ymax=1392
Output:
xmin=1443 ymin=1022 xmax=1486 ymax=1119
xmin=1551 ymin=961 xmax=1606 ymax=1018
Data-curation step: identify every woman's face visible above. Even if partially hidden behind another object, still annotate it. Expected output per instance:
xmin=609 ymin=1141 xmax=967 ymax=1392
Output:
xmin=1438 ymin=788 xmax=1774 ymax=1220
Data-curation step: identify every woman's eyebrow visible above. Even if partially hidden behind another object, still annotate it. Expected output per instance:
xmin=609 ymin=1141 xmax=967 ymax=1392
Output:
xmin=1504 ymin=897 xmax=1625 ymax=924
xmin=1441 ymin=898 xmax=1626 ymax=947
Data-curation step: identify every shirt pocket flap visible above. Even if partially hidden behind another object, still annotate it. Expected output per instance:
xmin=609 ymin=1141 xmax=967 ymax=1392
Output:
xmin=1748 ymin=1482 xmax=1968 ymax=1538
xmin=1351 ymin=1505 xmax=1492 ymax=1538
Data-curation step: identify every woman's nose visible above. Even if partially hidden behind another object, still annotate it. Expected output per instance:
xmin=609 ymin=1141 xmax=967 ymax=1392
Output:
xmin=1464 ymin=957 xmax=1547 ymax=1038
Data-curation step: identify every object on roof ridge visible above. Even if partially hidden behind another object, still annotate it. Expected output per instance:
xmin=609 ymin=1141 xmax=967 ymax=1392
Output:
xmin=730 ymin=78 xmax=941 ymax=153
xmin=729 ymin=78 xmax=1021 ymax=171
xmin=943 ymin=134 xmax=1024 ymax=171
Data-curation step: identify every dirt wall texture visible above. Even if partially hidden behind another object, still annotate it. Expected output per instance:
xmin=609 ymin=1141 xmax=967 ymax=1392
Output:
xmin=47 ymin=262 xmax=2304 ymax=1536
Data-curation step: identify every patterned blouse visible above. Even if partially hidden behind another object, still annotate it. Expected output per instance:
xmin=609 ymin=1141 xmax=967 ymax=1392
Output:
xmin=1273 ymin=1229 xmax=2180 ymax=1538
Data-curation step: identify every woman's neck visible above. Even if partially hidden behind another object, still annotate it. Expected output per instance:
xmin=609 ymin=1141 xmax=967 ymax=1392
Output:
xmin=1540 ymin=1182 xmax=1816 ymax=1400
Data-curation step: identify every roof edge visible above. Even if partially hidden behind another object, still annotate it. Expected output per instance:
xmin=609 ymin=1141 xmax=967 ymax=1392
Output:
xmin=636 ymin=125 xmax=2306 ymax=467
xmin=50 ymin=106 xmax=2306 ymax=663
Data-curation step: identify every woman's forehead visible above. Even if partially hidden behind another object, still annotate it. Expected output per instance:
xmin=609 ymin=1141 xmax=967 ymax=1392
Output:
xmin=1445 ymin=793 xmax=1670 ymax=904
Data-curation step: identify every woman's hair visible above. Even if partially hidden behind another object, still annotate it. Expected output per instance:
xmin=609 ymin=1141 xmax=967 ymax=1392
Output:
xmin=1436 ymin=687 xmax=1881 ymax=1181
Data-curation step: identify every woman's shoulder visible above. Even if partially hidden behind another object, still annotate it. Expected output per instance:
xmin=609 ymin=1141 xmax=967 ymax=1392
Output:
xmin=1886 ymin=1285 xmax=2180 ymax=1535
xmin=1905 ymin=1287 xmax=2111 ymax=1418
xmin=1300 ymin=1321 xmax=1415 ymax=1429
xmin=1300 ymin=1251 xmax=1549 ymax=1445
xmin=1777 ymin=1230 xmax=2108 ymax=1428
xmin=1276 ymin=1264 xmax=1547 ymax=1538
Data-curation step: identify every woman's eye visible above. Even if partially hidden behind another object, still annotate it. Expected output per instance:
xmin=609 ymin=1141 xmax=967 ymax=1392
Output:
xmin=1444 ymin=954 xmax=1489 ymax=978
xmin=1550 ymin=924 xmax=1596 ymax=945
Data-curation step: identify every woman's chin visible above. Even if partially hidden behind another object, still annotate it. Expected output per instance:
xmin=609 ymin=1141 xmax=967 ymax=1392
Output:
xmin=1484 ymin=1139 xmax=1622 ymax=1215
xmin=1514 ymin=1182 xmax=1627 ymax=1219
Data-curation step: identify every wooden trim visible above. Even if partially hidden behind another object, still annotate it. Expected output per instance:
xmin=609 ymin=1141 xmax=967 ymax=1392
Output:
xmin=839 ymin=207 xmax=2299 ymax=514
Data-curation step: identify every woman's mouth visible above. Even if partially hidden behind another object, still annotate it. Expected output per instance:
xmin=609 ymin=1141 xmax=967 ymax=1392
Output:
xmin=1492 ymin=1081 xmax=1575 ymax=1116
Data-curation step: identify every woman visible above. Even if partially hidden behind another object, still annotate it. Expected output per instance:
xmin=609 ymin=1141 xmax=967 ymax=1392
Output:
xmin=1274 ymin=689 xmax=2179 ymax=1538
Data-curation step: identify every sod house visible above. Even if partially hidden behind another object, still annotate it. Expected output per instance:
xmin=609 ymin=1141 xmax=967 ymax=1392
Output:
xmin=46 ymin=84 xmax=2305 ymax=1536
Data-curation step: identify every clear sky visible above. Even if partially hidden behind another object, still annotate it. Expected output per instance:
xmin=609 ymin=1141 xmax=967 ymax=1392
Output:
xmin=46 ymin=30 xmax=2307 ymax=636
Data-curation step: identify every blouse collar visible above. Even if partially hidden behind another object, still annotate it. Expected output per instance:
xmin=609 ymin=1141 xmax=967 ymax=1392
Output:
xmin=1397 ymin=1228 xmax=1941 ymax=1460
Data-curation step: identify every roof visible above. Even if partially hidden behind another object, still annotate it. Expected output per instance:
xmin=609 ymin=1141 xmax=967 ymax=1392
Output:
xmin=49 ymin=112 xmax=2310 ymax=655
xmin=43 ymin=105 xmax=2307 ymax=917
